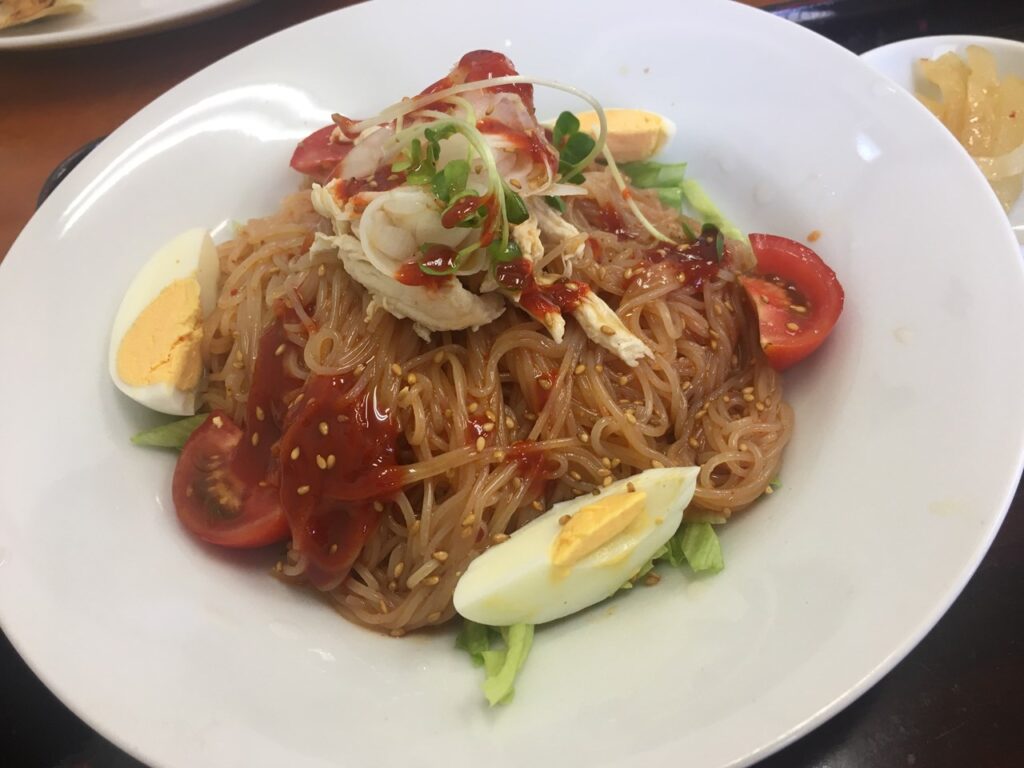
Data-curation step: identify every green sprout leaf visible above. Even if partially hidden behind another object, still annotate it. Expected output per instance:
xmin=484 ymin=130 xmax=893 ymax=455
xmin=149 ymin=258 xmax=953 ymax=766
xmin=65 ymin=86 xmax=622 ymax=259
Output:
xmin=545 ymin=195 xmax=565 ymax=213
xmin=432 ymin=158 xmax=470 ymax=205
xmin=487 ymin=238 xmax=522 ymax=263
xmin=504 ymin=187 xmax=529 ymax=225
xmin=552 ymin=110 xmax=580 ymax=150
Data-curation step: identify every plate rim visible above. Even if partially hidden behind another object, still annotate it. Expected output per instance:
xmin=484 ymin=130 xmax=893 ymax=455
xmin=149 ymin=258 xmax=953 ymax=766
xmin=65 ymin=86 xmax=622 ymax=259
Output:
xmin=2 ymin=2 xmax=1024 ymax=767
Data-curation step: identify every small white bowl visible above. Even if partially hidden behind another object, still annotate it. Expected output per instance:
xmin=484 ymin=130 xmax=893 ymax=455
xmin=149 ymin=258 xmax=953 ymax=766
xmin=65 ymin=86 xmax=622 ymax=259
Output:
xmin=862 ymin=35 xmax=1024 ymax=244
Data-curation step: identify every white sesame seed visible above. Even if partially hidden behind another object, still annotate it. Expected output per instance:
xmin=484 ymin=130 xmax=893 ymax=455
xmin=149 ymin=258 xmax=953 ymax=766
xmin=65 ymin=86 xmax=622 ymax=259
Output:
xmin=274 ymin=343 xmax=286 ymax=357
xmin=468 ymin=402 xmax=479 ymax=413
xmin=600 ymin=324 xmax=615 ymax=336
xmin=602 ymin=476 xmax=613 ymax=487
xmin=329 ymin=543 xmax=338 ymax=554
xmin=786 ymin=322 xmax=799 ymax=332
xmin=574 ymin=364 xmax=586 ymax=375
xmin=475 ymin=436 xmax=486 ymax=452
xmin=373 ymin=501 xmax=384 ymax=512
xmin=482 ymin=422 xmax=495 ymax=433
xmin=250 ymin=432 xmax=260 ymax=446
xmin=212 ymin=415 xmax=223 ymax=428
xmin=651 ymin=460 xmax=665 ymax=469
xmin=318 ymin=421 xmax=329 ymax=436
xmin=290 ymin=446 xmax=300 ymax=460
xmin=391 ymin=363 xmax=403 ymax=376
xmin=316 ymin=454 xmax=327 ymax=469
xmin=327 ymin=454 xmax=336 ymax=468
xmin=296 ymin=485 xmax=310 ymax=496
xmin=432 ymin=551 xmax=449 ymax=562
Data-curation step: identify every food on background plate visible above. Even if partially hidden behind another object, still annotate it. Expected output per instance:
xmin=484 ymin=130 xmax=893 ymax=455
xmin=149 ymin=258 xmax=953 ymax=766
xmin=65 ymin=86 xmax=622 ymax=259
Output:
xmin=0 ymin=0 xmax=84 ymax=30
xmin=113 ymin=50 xmax=844 ymax=705
xmin=915 ymin=44 xmax=1024 ymax=211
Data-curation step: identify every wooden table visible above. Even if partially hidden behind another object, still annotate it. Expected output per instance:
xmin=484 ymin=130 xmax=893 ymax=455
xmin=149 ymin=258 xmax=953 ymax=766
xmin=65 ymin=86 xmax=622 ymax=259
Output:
xmin=2 ymin=1 xmax=1022 ymax=766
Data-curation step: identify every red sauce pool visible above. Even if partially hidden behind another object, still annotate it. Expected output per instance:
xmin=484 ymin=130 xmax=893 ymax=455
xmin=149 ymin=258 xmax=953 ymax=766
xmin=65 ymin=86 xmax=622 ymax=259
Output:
xmin=339 ymin=166 xmax=406 ymax=199
xmin=441 ymin=194 xmax=486 ymax=228
xmin=643 ymin=241 xmax=721 ymax=292
xmin=506 ymin=440 xmax=548 ymax=494
xmin=576 ymin=199 xmax=635 ymax=240
xmin=394 ymin=244 xmax=456 ymax=290
xmin=421 ymin=50 xmax=536 ymax=113
xmin=277 ymin=374 xmax=405 ymax=590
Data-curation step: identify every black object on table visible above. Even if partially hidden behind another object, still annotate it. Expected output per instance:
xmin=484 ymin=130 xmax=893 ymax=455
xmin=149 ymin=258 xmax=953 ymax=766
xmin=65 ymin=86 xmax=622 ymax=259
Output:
xmin=4 ymin=1 xmax=1024 ymax=766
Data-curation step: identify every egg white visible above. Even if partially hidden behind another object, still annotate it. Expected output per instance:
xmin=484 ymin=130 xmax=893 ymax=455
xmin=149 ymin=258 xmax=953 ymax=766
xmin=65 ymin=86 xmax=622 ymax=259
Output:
xmin=453 ymin=466 xmax=699 ymax=626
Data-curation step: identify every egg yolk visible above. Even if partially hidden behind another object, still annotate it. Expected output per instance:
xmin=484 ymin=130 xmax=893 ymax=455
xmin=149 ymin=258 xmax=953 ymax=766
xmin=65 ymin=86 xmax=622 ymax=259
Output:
xmin=551 ymin=490 xmax=647 ymax=567
xmin=116 ymin=277 xmax=203 ymax=391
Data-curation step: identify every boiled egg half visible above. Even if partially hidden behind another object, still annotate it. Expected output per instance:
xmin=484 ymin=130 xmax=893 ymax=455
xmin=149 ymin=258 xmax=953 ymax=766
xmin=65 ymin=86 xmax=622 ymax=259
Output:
xmin=108 ymin=228 xmax=219 ymax=415
xmin=575 ymin=108 xmax=676 ymax=163
xmin=453 ymin=466 xmax=699 ymax=626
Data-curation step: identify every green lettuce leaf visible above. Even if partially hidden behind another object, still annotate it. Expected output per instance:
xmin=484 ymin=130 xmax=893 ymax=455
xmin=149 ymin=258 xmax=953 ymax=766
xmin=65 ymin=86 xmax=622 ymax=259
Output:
xmin=678 ymin=522 xmax=725 ymax=573
xmin=678 ymin=179 xmax=747 ymax=244
xmin=654 ymin=522 xmax=725 ymax=573
xmin=130 ymin=414 xmax=208 ymax=449
xmin=620 ymin=160 xmax=747 ymax=246
xmin=620 ymin=160 xmax=688 ymax=189
xmin=456 ymin=621 xmax=534 ymax=706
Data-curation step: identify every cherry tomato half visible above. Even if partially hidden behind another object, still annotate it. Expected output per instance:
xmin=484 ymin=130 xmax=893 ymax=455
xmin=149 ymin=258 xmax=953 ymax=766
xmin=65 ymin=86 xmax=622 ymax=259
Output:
xmin=738 ymin=234 xmax=844 ymax=370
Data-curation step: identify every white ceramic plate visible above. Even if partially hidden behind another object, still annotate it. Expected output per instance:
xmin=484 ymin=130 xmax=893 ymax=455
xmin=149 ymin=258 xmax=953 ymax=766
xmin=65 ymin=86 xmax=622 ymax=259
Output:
xmin=0 ymin=0 xmax=252 ymax=49
xmin=862 ymin=35 xmax=1024 ymax=243
xmin=2 ymin=1 xmax=1023 ymax=766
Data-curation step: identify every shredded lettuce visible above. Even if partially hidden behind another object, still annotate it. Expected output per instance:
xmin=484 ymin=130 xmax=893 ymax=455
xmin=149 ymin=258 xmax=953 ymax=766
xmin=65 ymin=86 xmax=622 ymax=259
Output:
xmin=621 ymin=521 xmax=726 ymax=590
xmin=456 ymin=621 xmax=534 ymax=706
xmin=130 ymin=414 xmax=208 ymax=449
xmin=678 ymin=179 xmax=746 ymax=244
xmin=620 ymin=160 xmax=747 ymax=245
xmin=620 ymin=160 xmax=687 ymax=189
xmin=677 ymin=522 xmax=725 ymax=573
